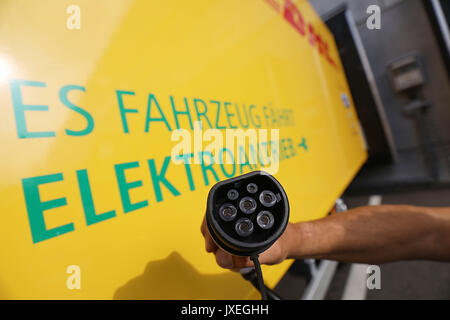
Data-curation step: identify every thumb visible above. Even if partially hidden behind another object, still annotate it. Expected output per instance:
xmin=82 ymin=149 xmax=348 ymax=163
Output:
xmin=215 ymin=249 xmax=253 ymax=269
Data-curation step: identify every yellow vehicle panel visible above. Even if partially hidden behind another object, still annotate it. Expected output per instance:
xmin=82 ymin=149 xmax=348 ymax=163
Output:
xmin=0 ymin=0 xmax=367 ymax=299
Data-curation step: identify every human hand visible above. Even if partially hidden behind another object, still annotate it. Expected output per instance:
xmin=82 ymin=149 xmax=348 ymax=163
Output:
xmin=200 ymin=216 xmax=294 ymax=270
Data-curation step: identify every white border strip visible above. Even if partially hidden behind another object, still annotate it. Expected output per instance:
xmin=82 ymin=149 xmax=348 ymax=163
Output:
xmin=345 ymin=10 xmax=398 ymax=162
xmin=431 ymin=0 xmax=450 ymax=56
xmin=342 ymin=263 xmax=369 ymax=300
xmin=302 ymin=260 xmax=339 ymax=300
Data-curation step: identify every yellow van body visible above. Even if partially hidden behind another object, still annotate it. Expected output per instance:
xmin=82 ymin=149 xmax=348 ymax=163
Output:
xmin=0 ymin=0 xmax=367 ymax=299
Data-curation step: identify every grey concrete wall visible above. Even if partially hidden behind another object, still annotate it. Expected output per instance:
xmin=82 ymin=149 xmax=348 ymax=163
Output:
xmin=309 ymin=0 xmax=450 ymax=152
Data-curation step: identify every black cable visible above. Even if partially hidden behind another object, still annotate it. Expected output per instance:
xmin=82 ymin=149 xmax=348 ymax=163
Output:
xmin=250 ymin=255 xmax=267 ymax=300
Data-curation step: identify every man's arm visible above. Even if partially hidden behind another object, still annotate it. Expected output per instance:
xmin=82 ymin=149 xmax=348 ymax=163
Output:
xmin=201 ymin=205 xmax=450 ymax=269
xmin=288 ymin=205 xmax=450 ymax=264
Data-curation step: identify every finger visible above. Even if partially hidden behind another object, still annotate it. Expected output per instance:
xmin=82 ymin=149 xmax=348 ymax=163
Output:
xmin=257 ymin=238 xmax=285 ymax=266
xmin=215 ymin=249 xmax=254 ymax=269
xmin=201 ymin=217 xmax=218 ymax=253
xmin=200 ymin=216 xmax=207 ymax=237
xmin=257 ymin=243 xmax=276 ymax=264
xmin=232 ymin=255 xmax=253 ymax=268
xmin=215 ymin=249 xmax=234 ymax=269
xmin=205 ymin=230 xmax=218 ymax=253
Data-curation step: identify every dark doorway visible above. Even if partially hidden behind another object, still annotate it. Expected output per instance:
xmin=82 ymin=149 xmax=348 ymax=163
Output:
xmin=323 ymin=5 xmax=397 ymax=165
xmin=422 ymin=0 xmax=450 ymax=80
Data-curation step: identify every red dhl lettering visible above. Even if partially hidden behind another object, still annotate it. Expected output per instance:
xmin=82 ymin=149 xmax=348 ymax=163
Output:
xmin=264 ymin=0 xmax=337 ymax=67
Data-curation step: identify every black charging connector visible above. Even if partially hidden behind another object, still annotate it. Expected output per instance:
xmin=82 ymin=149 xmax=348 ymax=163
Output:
xmin=205 ymin=171 xmax=290 ymax=299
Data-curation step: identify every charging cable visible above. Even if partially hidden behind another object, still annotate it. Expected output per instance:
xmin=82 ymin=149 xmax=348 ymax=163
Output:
xmin=250 ymin=255 xmax=267 ymax=300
